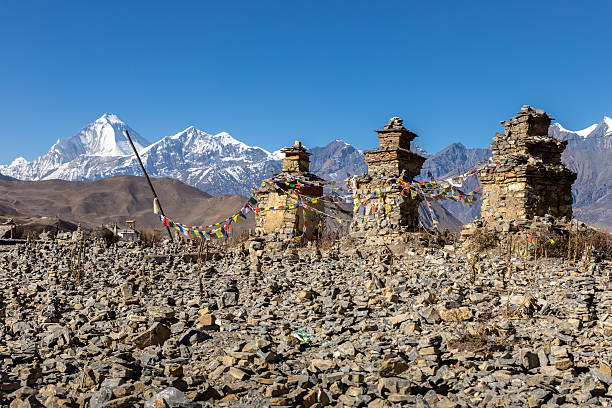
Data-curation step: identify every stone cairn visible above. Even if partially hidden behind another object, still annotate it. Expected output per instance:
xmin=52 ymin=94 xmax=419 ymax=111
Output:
xmin=350 ymin=117 xmax=426 ymax=244
xmin=461 ymin=106 xmax=578 ymax=248
xmin=479 ymin=105 xmax=576 ymax=223
xmin=253 ymin=140 xmax=324 ymax=245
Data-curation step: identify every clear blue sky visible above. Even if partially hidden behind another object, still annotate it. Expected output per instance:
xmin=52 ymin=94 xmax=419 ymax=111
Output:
xmin=1 ymin=1 xmax=611 ymax=163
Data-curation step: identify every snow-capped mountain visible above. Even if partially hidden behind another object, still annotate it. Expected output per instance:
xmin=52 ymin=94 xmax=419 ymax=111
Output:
xmin=550 ymin=116 xmax=612 ymax=151
xmin=550 ymin=116 xmax=612 ymax=228
xmin=0 ymin=115 xmax=284 ymax=196
xmin=135 ymin=126 xmax=281 ymax=195
xmin=1 ymin=114 xmax=150 ymax=181
xmin=2 ymin=113 xmax=610 ymax=228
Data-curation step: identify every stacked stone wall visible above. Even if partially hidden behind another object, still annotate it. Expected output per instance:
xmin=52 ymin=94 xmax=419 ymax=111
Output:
xmin=254 ymin=189 xmax=323 ymax=241
xmin=254 ymin=141 xmax=324 ymax=243
xmin=479 ymin=106 xmax=576 ymax=222
xmin=350 ymin=117 xmax=426 ymax=240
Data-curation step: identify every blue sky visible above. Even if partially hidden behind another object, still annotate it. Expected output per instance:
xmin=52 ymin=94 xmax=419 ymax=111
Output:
xmin=1 ymin=1 xmax=611 ymax=163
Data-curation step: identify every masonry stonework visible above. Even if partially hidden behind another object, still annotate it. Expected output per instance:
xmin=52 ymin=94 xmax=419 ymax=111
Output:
xmin=479 ymin=106 xmax=576 ymax=222
xmin=254 ymin=141 xmax=324 ymax=242
xmin=351 ymin=117 xmax=426 ymax=241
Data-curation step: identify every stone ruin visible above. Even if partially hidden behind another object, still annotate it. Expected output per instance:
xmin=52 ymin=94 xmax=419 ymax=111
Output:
xmin=254 ymin=141 xmax=324 ymax=244
xmin=479 ymin=106 xmax=576 ymax=223
xmin=350 ymin=117 xmax=426 ymax=244
xmin=461 ymin=106 xmax=578 ymax=248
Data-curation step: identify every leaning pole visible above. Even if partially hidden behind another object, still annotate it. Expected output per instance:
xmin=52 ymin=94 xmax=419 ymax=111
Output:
xmin=123 ymin=130 xmax=174 ymax=242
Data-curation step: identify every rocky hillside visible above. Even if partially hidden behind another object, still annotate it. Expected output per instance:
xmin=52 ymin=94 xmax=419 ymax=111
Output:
xmin=309 ymin=140 xmax=367 ymax=181
xmin=0 ymin=175 xmax=251 ymax=230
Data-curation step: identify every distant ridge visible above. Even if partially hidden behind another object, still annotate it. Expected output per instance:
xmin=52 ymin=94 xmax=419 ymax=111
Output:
xmin=2 ymin=114 xmax=611 ymax=229
xmin=0 ymin=175 xmax=251 ymax=230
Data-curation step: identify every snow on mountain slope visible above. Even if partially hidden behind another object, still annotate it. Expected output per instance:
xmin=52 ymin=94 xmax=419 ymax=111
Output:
xmin=135 ymin=126 xmax=281 ymax=195
xmin=3 ymin=113 xmax=611 ymax=228
xmin=549 ymin=116 xmax=612 ymax=151
xmin=552 ymin=116 xmax=612 ymax=228
xmin=0 ymin=115 xmax=283 ymax=196
xmin=0 ymin=114 xmax=150 ymax=180
xmin=576 ymin=123 xmax=598 ymax=137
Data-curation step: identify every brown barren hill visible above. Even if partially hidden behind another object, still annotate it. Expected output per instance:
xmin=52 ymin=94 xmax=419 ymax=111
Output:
xmin=0 ymin=175 xmax=253 ymax=231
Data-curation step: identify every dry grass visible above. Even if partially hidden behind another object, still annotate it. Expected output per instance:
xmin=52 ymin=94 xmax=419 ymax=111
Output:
xmin=519 ymin=225 xmax=612 ymax=261
xmin=139 ymin=228 xmax=164 ymax=247
xmin=470 ymin=227 xmax=500 ymax=252
xmin=448 ymin=332 xmax=489 ymax=352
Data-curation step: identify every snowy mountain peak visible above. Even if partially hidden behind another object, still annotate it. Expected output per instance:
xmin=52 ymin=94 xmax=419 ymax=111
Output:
xmin=549 ymin=116 xmax=612 ymax=151
xmin=576 ymin=123 xmax=598 ymax=137
xmin=270 ymin=149 xmax=284 ymax=160
xmin=53 ymin=113 xmax=150 ymax=159
xmin=10 ymin=157 xmax=27 ymax=167
xmin=96 ymin=113 xmax=124 ymax=124
xmin=169 ymin=126 xmax=197 ymax=140
xmin=553 ymin=116 xmax=612 ymax=138
xmin=214 ymin=131 xmax=247 ymax=147
xmin=330 ymin=139 xmax=350 ymax=147
xmin=550 ymin=122 xmax=566 ymax=131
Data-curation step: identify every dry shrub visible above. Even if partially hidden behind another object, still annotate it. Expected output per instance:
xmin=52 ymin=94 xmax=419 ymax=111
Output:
xmin=571 ymin=228 xmax=612 ymax=260
xmin=139 ymin=228 xmax=163 ymax=247
xmin=470 ymin=227 xmax=500 ymax=252
xmin=436 ymin=228 xmax=458 ymax=247
xmin=448 ymin=332 xmax=489 ymax=352
xmin=92 ymin=227 xmax=118 ymax=246
xmin=529 ymin=226 xmax=612 ymax=260
xmin=528 ymin=229 xmax=570 ymax=259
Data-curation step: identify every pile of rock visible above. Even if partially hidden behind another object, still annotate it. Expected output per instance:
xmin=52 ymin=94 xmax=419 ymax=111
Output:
xmin=1 ymin=236 xmax=612 ymax=407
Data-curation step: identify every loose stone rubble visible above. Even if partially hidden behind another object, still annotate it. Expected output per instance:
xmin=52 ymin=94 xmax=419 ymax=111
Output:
xmin=2 ymin=236 xmax=611 ymax=407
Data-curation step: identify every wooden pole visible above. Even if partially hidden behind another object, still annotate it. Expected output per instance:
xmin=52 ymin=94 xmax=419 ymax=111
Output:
xmin=123 ymin=130 xmax=173 ymax=241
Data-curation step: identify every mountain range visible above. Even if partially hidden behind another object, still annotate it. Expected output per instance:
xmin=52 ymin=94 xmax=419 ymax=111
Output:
xmin=1 ymin=114 xmax=611 ymax=229
xmin=0 ymin=175 xmax=250 ymax=232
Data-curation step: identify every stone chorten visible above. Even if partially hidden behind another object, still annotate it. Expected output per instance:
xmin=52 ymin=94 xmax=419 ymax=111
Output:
xmin=351 ymin=117 xmax=426 ymax=236
xmin=254 ymin=141 xmax=324 ymax=241
xmin=479 ymin=106 xmax=577 ymax=221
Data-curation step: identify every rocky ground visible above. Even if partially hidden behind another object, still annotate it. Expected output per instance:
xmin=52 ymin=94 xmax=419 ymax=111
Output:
xmin=1 ymin=237 xmax=612 ymax=407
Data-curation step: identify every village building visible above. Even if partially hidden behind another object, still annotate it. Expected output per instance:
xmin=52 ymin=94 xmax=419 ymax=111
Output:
xmin=114 ymin=219 xmax=140 ymax=241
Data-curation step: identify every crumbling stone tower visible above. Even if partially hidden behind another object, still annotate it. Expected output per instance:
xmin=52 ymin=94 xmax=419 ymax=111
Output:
xmin=351 ymin=117 xmax=426 ymax=238
xmin=254 ymin=141 xmax=324 ymax=241
xmin=479 ymin=106 xmax=577 ymax=221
